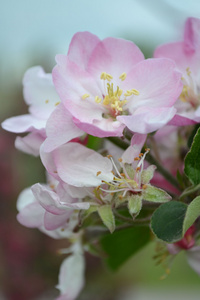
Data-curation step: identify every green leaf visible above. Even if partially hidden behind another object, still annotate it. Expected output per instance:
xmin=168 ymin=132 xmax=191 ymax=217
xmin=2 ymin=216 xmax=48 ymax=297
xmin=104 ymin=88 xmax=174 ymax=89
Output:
xmin=187 ymin=124 xmax=200 ymax=148
xmin=151 ymin=201 xmax=187 ymax=243
xmin=101 ymin=226 xmax=150 ymax=270
xmin=184 ymin=127 xmax=200 ymax=185
xmin=142 ymin=185 xmax=171 ymax=202
xmin=183 ymin=196 xmax=200 ymax=234
xmin=98 ymin=205 xmax=115 ymax=233
xmin=128 ymin=194 xmax=142 ymax=216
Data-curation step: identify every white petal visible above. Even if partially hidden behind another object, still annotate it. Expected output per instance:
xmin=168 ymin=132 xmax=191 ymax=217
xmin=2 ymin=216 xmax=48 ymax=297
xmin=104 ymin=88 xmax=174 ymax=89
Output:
xmin=56 ymin=252 xmax=85 ymax=300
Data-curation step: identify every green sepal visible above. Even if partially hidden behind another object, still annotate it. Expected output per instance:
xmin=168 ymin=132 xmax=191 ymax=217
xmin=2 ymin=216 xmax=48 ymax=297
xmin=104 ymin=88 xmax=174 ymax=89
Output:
xmin=80 ymin=205 xmax=99 ymax=225
xmin=142 ymin=184 xmax=171 ymax=203
xmin=141 ymin=165 xmax=156 ymax=184
xmin=98 ymin=205 xmax=115 ymax=233
xmin=128 ymin=194 xmax=142 ymax=216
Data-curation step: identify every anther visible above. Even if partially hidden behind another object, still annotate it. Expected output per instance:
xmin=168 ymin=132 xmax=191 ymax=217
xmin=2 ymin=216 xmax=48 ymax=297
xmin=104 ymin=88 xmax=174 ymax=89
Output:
xmin=55 ymin=102 xmax=60 ymax=106
xmin=96 ymin=171 xmax=101 ymax=176
xmin=107 ymin=154 xmax=113 ymax=158
xmin=134 ymin=157 xmax=140 ymax=161
xmin=119 ymin=72 xmax=127 ymax=81
xmin=95 ymin=96 xmax=102 ymax=103
xmin=118 ymin=158 xmax=123 ymax=162
xmin=82 ymin=93 xmax=90 ymax=100
xmin=45 ymin=99 xmax=49 ymax=104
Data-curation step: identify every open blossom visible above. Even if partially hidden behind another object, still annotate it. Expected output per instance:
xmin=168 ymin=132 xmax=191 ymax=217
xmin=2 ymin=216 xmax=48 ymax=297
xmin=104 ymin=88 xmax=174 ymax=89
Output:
xmin=1 ymin=66 xmax=83 ymax=155
xmin=154 ymin=17 xmax=200 ymax=126
xmin=52 ymin=31 xmax=182 ymax=138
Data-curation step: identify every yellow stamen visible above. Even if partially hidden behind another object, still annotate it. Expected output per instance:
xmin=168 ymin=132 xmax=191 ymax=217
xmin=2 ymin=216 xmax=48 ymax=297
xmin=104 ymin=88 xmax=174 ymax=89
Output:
xmin=186 ymin=67 xmax=191 ymax=76
xmin=118 ymin=158 xmax=122 ymax=162
xmin=131 ymin=88 xmax=140 ymax=95
xmin=107 ymin=155 xmax=113 ymax=158
xmin=45 ymin=99 xmax=49 ymax=104
xmin=95 ymin=96 xmax=102 ymax=103
xmin=119 ymin=72 xmax=127 ymax=81
xmin=82 ymin=93 xmax=90 ymax=100
xmin=100 ymin=72 xmax=113 ymax=81
xmin=55 ymin=102 xmax=60 ymax=106
xmin=96 ymin=171 xmax=101 ymax=176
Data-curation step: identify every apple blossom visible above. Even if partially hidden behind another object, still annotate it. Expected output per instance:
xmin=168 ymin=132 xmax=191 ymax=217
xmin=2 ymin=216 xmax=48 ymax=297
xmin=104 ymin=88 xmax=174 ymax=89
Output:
xmin=52 ymin=32 xmax=182 ymax=138
xmin=1 ymin=66 xmax=83 ymax=155
xmin=155 ymin=17 xmax=200 ymax=126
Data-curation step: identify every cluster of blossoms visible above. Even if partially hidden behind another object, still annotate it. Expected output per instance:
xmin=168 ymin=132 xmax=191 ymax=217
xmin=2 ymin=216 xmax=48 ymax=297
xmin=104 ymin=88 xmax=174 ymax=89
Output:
xmin=3 ymin=17 xmax=200 ymax=299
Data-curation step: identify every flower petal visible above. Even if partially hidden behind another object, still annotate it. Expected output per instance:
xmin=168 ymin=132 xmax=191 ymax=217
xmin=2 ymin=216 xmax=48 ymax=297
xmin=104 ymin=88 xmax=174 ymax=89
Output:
xmin=87 ymin=37 xmax=144 ymax=80
xmin=15 ymin=131 xmax=44 ymax=156
xmin=118 ymin=106 xmax=177 ymax=134
xmin=1 ymin=114 xmax=46 ymax=133
xmin=56 ymin=252 xmax=85 ymax=300
xmin=43 ymin=103 xmax=84 ymax=152
xmin=67 ymin=31 xmax=100 ymax=69
xmin=23 ymin=66 xmax=60 ymax=119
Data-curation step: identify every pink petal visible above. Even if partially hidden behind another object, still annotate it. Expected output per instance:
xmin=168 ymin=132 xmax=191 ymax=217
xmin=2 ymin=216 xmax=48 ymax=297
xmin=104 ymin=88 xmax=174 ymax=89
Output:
xmin=67 ymin=32 xmax=100 ymax=69
xmin=87 ymin=37 xmax=144 ymax=80
xmin=15 ymin=131 xmax=44 ymax=156
xmin=41 ymin=142 xmax=114 ymax=187
xmin=53 ymin=56 xmax=104 ymax=123
xmin=43 ymin=103 xmax=84 ymax=152
xmin=17 ymin=202 xmax=45 ymax=228
xmin=31 ymin=183 xmax=68 ymax=215
xmin=117 ymin=106 xmax=177 ymax=134
xmin=1 ymin=114 xmax=46 ymax=133
xmin=123 ymin=58 xmax=182 ymax=112
xmin=168 ymin=113 xmax=197 ymax=126
xmin=122 ymin=134 xmax=147 ymax=164
xmin=184 ymin=17 xmax=200 ymax=54
xmin=73 ymin=117 xmax=124 ymax=137
xmin=44 ymin=211 xmax=71 ymax=230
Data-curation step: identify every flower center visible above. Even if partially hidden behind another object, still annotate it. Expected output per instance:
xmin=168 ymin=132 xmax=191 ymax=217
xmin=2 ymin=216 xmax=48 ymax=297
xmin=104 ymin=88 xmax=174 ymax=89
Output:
xmin=82 ymin=72 xmax=139 ymax=118
xmin=95 ymin=149 xmax=150 ymax=200
xmin=180 ymin=67 xmax=200 ymax=108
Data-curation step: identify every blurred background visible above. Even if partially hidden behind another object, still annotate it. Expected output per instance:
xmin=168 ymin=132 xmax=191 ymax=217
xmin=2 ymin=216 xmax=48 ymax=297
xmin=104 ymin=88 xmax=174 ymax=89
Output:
xmin=1 ymin=0 xmax=200 ymax=299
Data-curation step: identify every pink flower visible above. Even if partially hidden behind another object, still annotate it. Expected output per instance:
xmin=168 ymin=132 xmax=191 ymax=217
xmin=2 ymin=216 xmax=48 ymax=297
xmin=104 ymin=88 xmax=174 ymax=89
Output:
xmin=154 ymin=17 xmax=200 ymax=126
xmin=52 ymin=32 xmax=182 ymax=137
xmin=1 ymin=67 xmax=83 ymax=155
